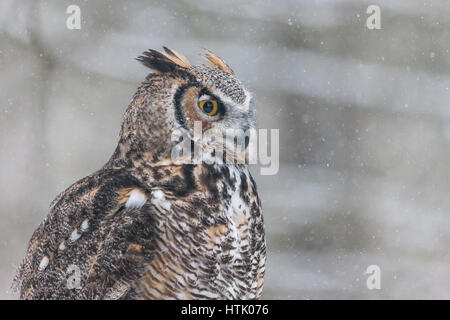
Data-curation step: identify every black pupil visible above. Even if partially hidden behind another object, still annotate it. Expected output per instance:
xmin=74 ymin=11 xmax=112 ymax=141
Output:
xmin=203 ymin=101 xmax=214 ymax=113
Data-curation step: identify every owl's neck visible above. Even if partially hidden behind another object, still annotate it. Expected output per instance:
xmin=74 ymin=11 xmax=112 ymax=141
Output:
xmin=104 ymin=138 xmax=249 ymax=194
xmin=104 ymin=128 xmax=182 ymax=170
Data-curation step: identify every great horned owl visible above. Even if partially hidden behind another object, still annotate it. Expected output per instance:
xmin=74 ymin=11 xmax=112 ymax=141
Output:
xmin=13 ymin=47 xmax=266 ymax=300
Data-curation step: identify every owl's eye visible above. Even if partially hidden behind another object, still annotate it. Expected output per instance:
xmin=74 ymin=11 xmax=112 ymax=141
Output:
xmin=198 ymin=99 xmax=219 ymax=116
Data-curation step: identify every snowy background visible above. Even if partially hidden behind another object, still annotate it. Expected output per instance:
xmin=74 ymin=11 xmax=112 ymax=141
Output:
xmin=1 ymin=0 xmax=450 ymax=299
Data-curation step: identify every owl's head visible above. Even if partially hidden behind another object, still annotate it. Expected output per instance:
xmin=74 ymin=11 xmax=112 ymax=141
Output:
xmin=112 ymin=47 xmax=255 ymax=166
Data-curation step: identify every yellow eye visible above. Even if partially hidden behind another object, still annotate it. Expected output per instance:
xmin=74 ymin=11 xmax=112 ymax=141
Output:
xmin=198 ymin=99 xmax=219 ymax=116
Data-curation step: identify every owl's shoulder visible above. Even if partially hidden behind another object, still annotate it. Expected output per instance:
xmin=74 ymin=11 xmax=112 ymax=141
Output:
xmin=14 ymin=168 xmax=151 ymax=299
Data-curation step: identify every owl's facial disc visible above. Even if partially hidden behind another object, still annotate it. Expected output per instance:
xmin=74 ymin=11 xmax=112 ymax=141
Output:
xmin=176 ymin=84 xmax=253 ymax=134
xmin=173 ymin=82 xmax=255 ymax=164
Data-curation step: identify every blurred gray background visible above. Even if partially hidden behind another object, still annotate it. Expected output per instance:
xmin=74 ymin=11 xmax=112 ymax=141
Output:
xmin=1 ymin=0 xmax=449 ymax=299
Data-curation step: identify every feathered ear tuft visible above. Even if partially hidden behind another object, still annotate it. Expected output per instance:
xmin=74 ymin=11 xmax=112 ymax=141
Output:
xmin=136 ymin=47 xmax=191 ymax=73
xmin=160 ymin=47 xmax=191 ymax=68
xmin=202 ymin=49 xmax=234 ymax=74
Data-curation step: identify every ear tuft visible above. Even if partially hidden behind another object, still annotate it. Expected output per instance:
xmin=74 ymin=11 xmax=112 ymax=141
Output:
xmin=161 ymin=47 xmax=191 ymax=69
xmin=136 ymin=47 xmax=191 ymax=73
xmin=201 ymin=49 xmax=234 ymax=74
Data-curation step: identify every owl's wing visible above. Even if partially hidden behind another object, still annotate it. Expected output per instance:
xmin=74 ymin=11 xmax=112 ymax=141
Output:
xmin=82 ymin=203 xmax=158 ymax=299
xmin=13 ymin=169 xmax=157 ymax=300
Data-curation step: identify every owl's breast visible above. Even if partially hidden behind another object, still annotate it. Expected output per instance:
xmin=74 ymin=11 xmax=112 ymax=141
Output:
xmin=138 ymin=164 xmax=266 ymax=299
